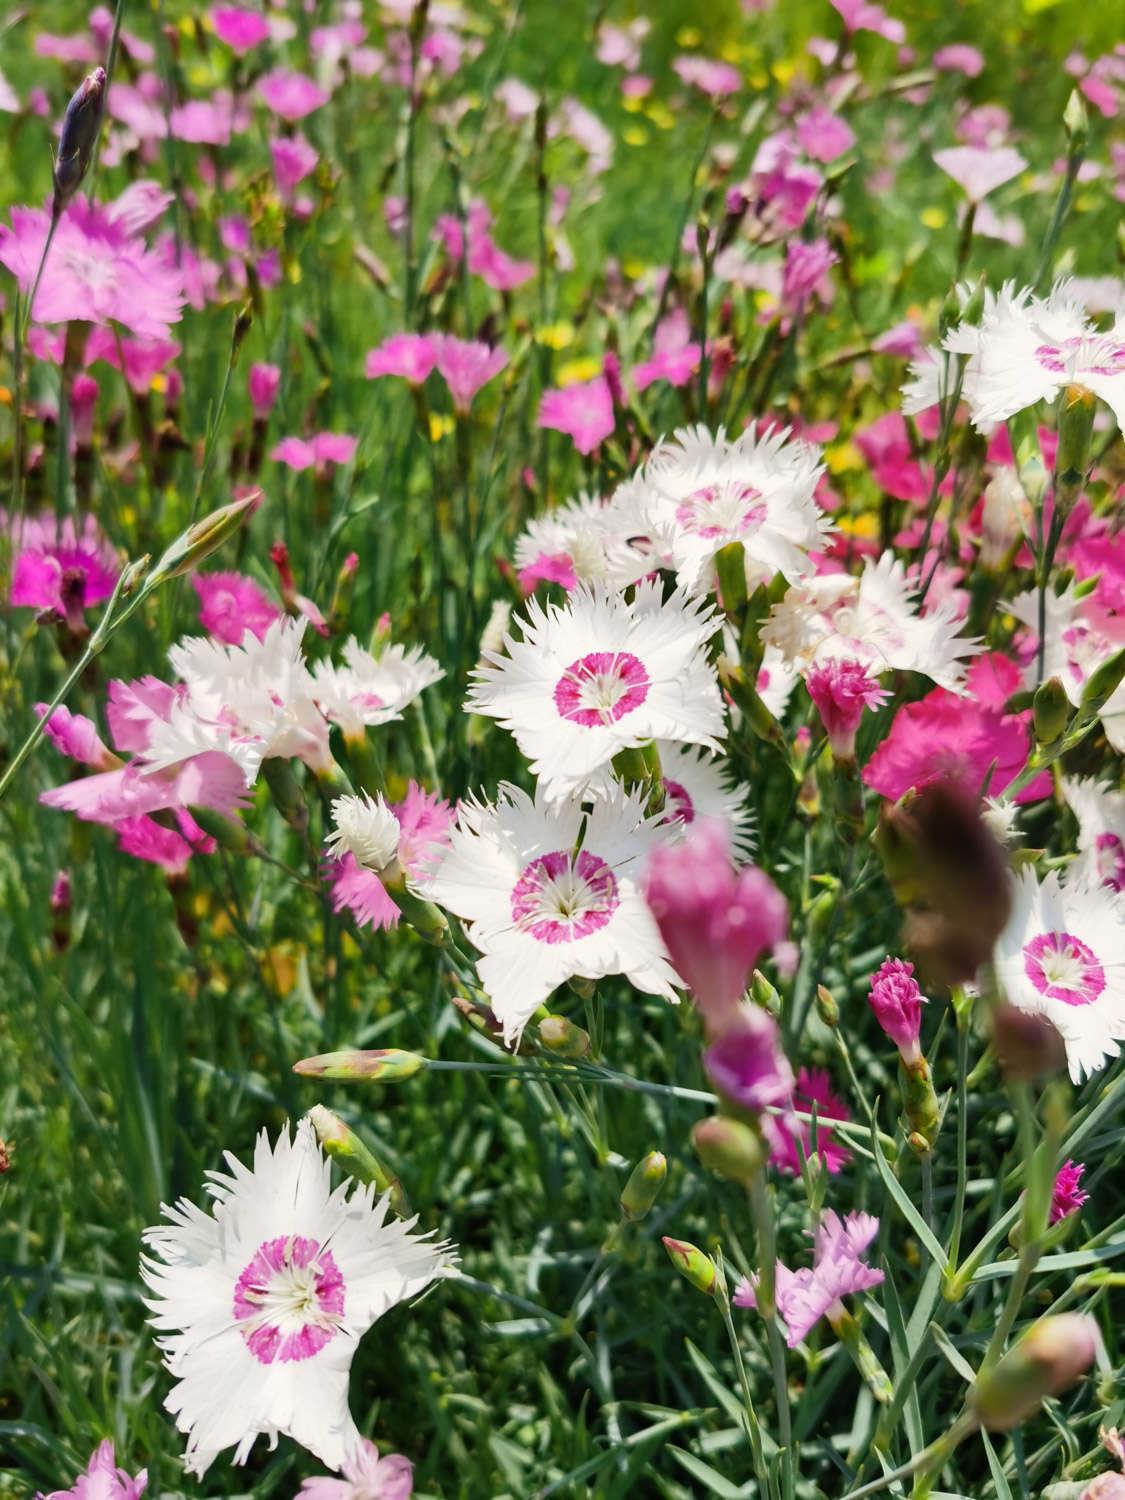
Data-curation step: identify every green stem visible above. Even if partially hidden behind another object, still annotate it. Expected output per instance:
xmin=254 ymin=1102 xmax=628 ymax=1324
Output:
xmin=716 ymin=1268 xmax=771 ymax=1490
xmin=749 ymin=1172 xmax=795 ymax=1499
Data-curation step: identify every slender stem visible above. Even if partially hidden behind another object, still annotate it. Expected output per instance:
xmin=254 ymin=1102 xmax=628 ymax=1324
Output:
xmin=716 ymin=1271 xmax=771 ymax=1490
xmin=946 ymin=1019 xmax=971 ymax=1269
xmin=749 ymin=1172 xmax=795 ymax=1499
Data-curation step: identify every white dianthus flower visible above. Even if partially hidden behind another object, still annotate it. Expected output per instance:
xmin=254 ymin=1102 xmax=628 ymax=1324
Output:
xmin=326 ymin=792 xmax=401 ymax=873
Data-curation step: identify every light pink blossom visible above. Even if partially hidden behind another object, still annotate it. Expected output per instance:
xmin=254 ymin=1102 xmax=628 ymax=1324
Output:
xmin=365 ymin=332 xmax=439 ymax=385
xmin=328 ymin=783 xmax=454 ymax=933
xmin=734 ymin=1210 xmax=885 ymax=1347
xmin=934 ymin=145 xmax=1027 ymax=202
xmin=36 ymin=1438 xmax=146 ymax=1500
xmin=796 ymin=107 xmax=855 ymax=162
xmin=764 ymin=1068 xmax=852 ymax=1176
xmin=300 ymin=1439 xmax=413 ymax=1500
xmin=272 ymin=433 xmax=358 ymax=472
xmin=257 ymin=70 xmax=329 ymax=122
xmin=432 ymin=335 xmax=507 ymax=412
xmin=271 ymin=134 xmax=318 ymax=197
xmin=538 ymin=374 xmax=615 ymax=455
xmin=248 ymin=362 xmax=281 ymax=419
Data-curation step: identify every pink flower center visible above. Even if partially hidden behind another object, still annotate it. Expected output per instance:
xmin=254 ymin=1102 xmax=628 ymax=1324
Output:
xmin=510 ymin=848 xmax=619 ymax=943
xmin=674 ymin=481 xmax=766 ymax=540
xmin=1035 ymin=336 xmax=1125 ymax=380
xmin=661 ymin=777 xmax=695 ymax=826
xmin=233 ymin=1234 xmax=345 ymax=1364
xmin=1095 ymin=832 xmax=1125 ymax=893
xmin=554 ymin=651 xmax=650 ymax=727
xmin=1022 ymin=930 xmax=1106 ymax=1007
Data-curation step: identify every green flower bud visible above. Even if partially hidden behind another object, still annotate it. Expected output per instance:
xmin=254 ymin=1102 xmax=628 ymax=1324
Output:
xmin=147 ymin=491 xmax=262 ymax=586
xmin=715 ymin=541 xmax=747 ymax=617
xmin=815 ymin=983 xmax=839 ymax=1029
xmin=751 ymin=969 xmax=781 ymax=1016
xmin=1079 ymin=647 xmax=1125 ymax=720
xmin=262 ymin=758 xmax=309 ymax=832
xmin=1055 ymin=384 xmax=1097 ymax=499
xmin=1063 ymin=89 xmax=1089 ymax=156
xmin=662 ymin=1236 xmax=719 ymax=1296
xmin=293 ymin=1048 xmax=428 ymax=1082
xmin=537 ymin=1014 xmax=591 ymax=1058
xmin=307 ymin=1104 xmax=411 ymax=1218
xmin=691 ymin=1116 xmax=765 ymax=1186
xmin=1033 ymin=676 xmax=1070 ymax=748
xmin=620 ymin=1151 xmax=668 ymax=1220
xmin=899 ymin=1054 xmax=940 ymax=1150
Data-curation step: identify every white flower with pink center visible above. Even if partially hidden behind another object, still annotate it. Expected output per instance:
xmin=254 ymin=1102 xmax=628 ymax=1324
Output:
xmin=1064 ymin=779 xmax=1125 ymax=894
xmin=512 ymin=489 xmax=654 ymax=592
xmin=421 ymin=782 xmax=682 ymax=1043
xmin=466 ymin=581 xmax=724 ymax=801
xmin=1010 ymin=585 xmax=1125 ymax=752
xmin=585 ymin=741 xmax=755 ymax=860
xmin=312 ymin=638 xmax=444 ymax=740
xmin=620 ymin=423 xmax=831 ymax=595
xmin=994 ymin=868 xmax=1125 ymax=1082
xmin=141 ymin=1118 xmax=451 ymax=1476
xmin=940 ymin=279 xmax=1125 ymax=432
xmin=761 ymin=552 xmax=980 ymax=692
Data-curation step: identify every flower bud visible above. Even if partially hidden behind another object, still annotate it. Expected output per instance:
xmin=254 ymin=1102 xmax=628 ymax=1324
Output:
xmin=293 ymin=1048 xmax=428 ymax=1082
xmin=262 ymin=758 xmax=309 ymax=832
xmin=53 ymin=67 xmax=106 ymax=212
xmin=1064 ymin=88 xmax=1089 ymax=156
xmin=868 ymin=957 xmax=925 ymax=1062
xmin=537 ymin=1014 xmax=591 ymax=1058
xmin=1033 ymin=676 xmax=1070 ymax=749
xmin=691 ymin=1116 xmax=765 ymax=1186
xmin=1079 ymin=648 xmax=1125 ymax=720
xmin=147 ymin=491 xmax=262 ymax=586
xmin=662 ymin=1236 xmax=718 ymax=1296
xmin=620 ymin=1151 xmax=667 ymax=1221
xmin=715 ymin=541 xmax=747 ymax=616
xmin=815 ymin=983 xmax=839 ymax=1029
xmin=971 ymin=1314 xmax=1098 ymax=1431
xmin=751 ymin=968 xmax=781 ymax=1016
xmin=1055 ymin=384 xmax=1096 ymax=498
xmin=307 ymin=1105 xmax=411 ymax=1217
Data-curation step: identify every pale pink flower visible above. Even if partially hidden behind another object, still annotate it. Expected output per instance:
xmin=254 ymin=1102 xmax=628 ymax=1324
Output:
xmin=36 ymin=1438 xmax=147 ymax=1500
xmin=248 ymin=362 xmax=281 ymax=419
xmin=735 ymin=1210 xmax=885 ymax=1347
xmin=830 ymin=0 xmax=905 ymax=42
xmin=192 ymin=572 xmax=281 ymax=645
xmin=806 ymin=658 xmax=887 ymax=760
xmin=934 ymin=145 xmax=1027 ymax=202
xmin=300 ymin=1439 xmax=413 ymax=1500
xmin=271 ymin=134 xmax=318 ymax=197
xmin=271 ymin=433 xmax=357 ymax=472
xmin=210 ymin=6 xmax=270 ymax=52
xmin=257 ymin=69 xmax=329 ymax=121
xmin=84 ymin=329 xmax=180 ymax=394
xmin=538 ymin=374 xmax=615 ymax=455
xmin=796 ymin=107 xmax=855 ymax=162
xmin=781 ymin=238 xmax=837 ymax=317
xmin=7 ymin=512 xmax=119 ymax=628
xmin=1050 ymin=1159 xmax=1089 ymax=1224
xmin=0 ymin=199 xmax=184 ymax=339
xmin=933 ymin=44 xmax=984 ymax=76
xmin=170 ymin=94 xmax=241 ymax=147
xmin=672 ymin=56 xmax=742 ymax=98
xmin=645 ymin=820 xmax=787 ymax=1037
xmin=41 ymin=752 xmax=251 ymax=826
xmin=364 ymin=332 xmax=439 ymax=385
xmin=868 ymin=957 xmax=926 ymax=1061
xmin=432 ymin=335 xmax=507 ymax=412
xmin=872 ymin=321 xmax=924 ymax=358
xmin=34 ymin=33 xmax=99 ymax=63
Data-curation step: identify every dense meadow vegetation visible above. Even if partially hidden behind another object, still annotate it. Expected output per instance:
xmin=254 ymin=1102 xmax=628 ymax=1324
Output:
xmin=1 ymin=0 xmax=1124 ymax=1496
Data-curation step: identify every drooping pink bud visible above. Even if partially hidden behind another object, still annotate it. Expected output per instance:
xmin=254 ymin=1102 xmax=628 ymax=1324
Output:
xmin=703 ymin=1005 xmax=795 ymax=1114
xmin=644 ymin=819 xmax=788 ymax=1036
xmin=868 ymin=956 xmax=926 ymax=1062
xmin=1050 ymin=1159 xmax=1090 ymax=1224
xmin=806 ymin=658 xmax=888 ymax=761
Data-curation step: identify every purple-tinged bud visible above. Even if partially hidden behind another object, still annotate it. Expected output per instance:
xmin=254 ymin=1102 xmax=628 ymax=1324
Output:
xmin=620 ymin=1151 xmax=667 ymax=1221
xmin=992 ymin=1003 xmax=1068 ymax=1081
xmin=50 ymin=868 xmax=72 ymax=952
xmin=53 ymin=67 xmax=106 ymax=212
xmin=806 ymin=657 xmax=888 ymax=762
xmin=645 ymin=820 xmax=788 ymax=1038
xmin=691 ymin=1116 xmax=765 ymax=1186
xmin=1050 ymin=1160 xmax=1089 ymax=1225
xmin=703 ymin=1005 xmax=794 ymax=1113
xmin=293 ymin=1048 xmax=427 ymax=1082
xmin=248 ymin=362 xmax=281 ymax=419
xmin=815 ymin=983 xmax=839 ymax=1029
xmin=971 ymin=1313 xmax=1098 ymax=1431
xmin=868 ymin=957 xmax=925 ymax=1062
xmin=662 ymin=1236 xmax=718 ymax=1296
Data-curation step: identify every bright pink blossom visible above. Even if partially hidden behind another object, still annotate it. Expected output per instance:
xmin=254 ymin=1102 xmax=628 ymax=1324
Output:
xmin=327 ymin=783 xmax=454 ymax=933
xmin=271 ymin=433 xmax=358 ymax=472
xmin=36 ymin=1439 xmax=147 ymax=1500
xmin=868 ymin=957 xmax=926 ymax=1061
xmin=933 ymin=44 xmax=984 ymax=76
xmin=300 ymin=1439 xmax=413 ymax=1500
xmin=210 ymin=5 xmax=270 ymax=52
xmin=734 ymin=1210 xmax=885 ymax=1347
xmin=106 ymin=676 xmax=178 ymax=753
xmin=37 ymin=704 xmax=118 ymax=770
xmin=645 ymin=820 xmax=788 ymax=1036
xmin=271 ymin=134 xmax=318 ymax=197
xmin=1050 ymin=1160 xmax=1090 ymax=1224
xmin=830 ymin=0 xmax=905 ymax=42
xmin=365 ymin=333 xmax=439 ymax=385
xmin=782 ymin=238 xmax=837 ymax=316
xmin=796 ymin=107 xmax=855 ymax=161
xmin=248 ymin=362 xmax=281 ymax=419
xmin=8 ymin=512 xmax=119 ymax=628
xmin=806 ymin=658 xmax=888 ymax=760
xmin=538 ymin=374 xmax=615 ymax=455
xmin=854 ymin=412 xmax=931 ymax=505
xmin=192 ymin=571 xmax=281 ymax=645
xmin=256 ymin=70 xmax=329 ymax=121
xmin=517 ymin=552 xmax=578 ymax=594
xmin=703 ymin=1006 xmax=795 ymax=1113
xmin=764 ymin=1068 xmax=852 ymax=1176
xmin=41 ymin=752 xmax=250 ymax=826
xmin=432 ymin=335 xmax=507 ymax=412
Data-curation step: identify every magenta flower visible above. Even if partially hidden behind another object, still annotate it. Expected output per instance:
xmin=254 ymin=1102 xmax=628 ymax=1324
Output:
xmin=517 ymin=551 xmax=578 ymax=594
xmin=257 ymin=69 xmax=329 ymax=122
xmin=365 ymin=332 xmax=440 ymax=386
xmin=210 ymin=5 xmax=270 ymax=52
xmin=645 ymin=820 xmax=788 ymax=1035
xmin=764 ymin=1067 xmax=852 ymax=1177
xmin=0 ymin=199 xmax=184 ymax=338
xmin=632 ymin=311 xmax=700 ymax=392
xmin=41 ymin=752 xmax=249 ymax=827
xmin=806 ymin=658 xmax=888 ymax=761
xmin=703 ymin=1007 xmax=795 ymax=1112
xmin=796 ymin=107 xmax=855 ymax=162
xmin=734 ymin=1210 xmax=885 ymax=1348
xmin=271 ymin=134 xmax=318 ymax=197
xmin=300 ymin=1439 xmax=413 ymax=1500
xmin=868 ymin=957 xmax=925 ymax=1061
xmin=84 ymin=328 xmax=180 ymax=395
xmin=36 ymin=1438 xmax=147 ymax=1500
xmin=7 ymin=512 xmax=119 ymax=629
xmin=248 ymin=362 xmax=281 ymax=419
xmin=538 ymin=374 xmax=615 ymax=455
xmin=1050 ymin=1160 xmax=1090 ymax=1224
xmin=37 ymin=704 xmax=119 ymax=770
xmin=830 ymin=0 xmax=905 ymax=42
xmin=432 ymin=335 xmax=508 ymax=413
xmin=327 ymin=782 xmax=454 ymax=933
xmin=781 ymin=238 xmax=837 ymax=317
xmin=271 ymin=433 xmax=358 ymax=472
xmin=192 ymin=571 xmax=281 ymax=646
xmin=853 ymin=411 xmax=931 ymax=505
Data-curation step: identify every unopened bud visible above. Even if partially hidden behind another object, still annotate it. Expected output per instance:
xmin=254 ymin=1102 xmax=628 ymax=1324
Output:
xmin=900 ymin=1054 xmax=940 ymax=1149
xmin=293 ymin=1048 xmax=428 ymax=1082
xmin=751 ymin=968 xmax=781 ymax=1016
xmin=691 ymin=1116 xmax=765 ymax=1186
xmin=1055 ymin=384 xmax=1096 ymax=497
xmin=53 ymin=67 xmax=106 ymax=211
xmin=662 ymin=1236 xmax=719 ymax=1296
xmin=187 ymin=806 xmax=255 ymax=854
xmin=805 ymin=884 xmax=839 ymax=943
xmin=1079 ymin=647 xmax=1125 ymax=720
xmin=1033 ymin=676 xmax=1070 ymax=748
xmin=263 ymin=758 xmax=309 ymax=832
xmin=1063 ymin=89 xmax=1089 ymax=156
xmin=537 ymin=1015 xmax=591 ymax=1058
xmin=620 ymin=1151 xmax=667 ymax=1220
xmin=148 ymin=491 xmax=262 ymax=585
xmin=971 ymin=1314 xmax=1098 ymax=1431
xmin=715 ymin=541 xmax=747 ymax=616
xmin=307 ymin=1105 xmax=411 ymax=1217
xmin=815 ymin=983 xmax=839 ymax=1028
xmin=328 ymin=551 xmax=359 ymax=633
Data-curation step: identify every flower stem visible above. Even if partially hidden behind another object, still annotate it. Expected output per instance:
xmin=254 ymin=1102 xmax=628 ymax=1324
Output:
xmin=748 ymin=1171 xmax=795 ymax=1499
